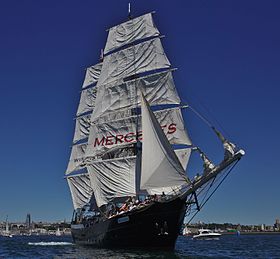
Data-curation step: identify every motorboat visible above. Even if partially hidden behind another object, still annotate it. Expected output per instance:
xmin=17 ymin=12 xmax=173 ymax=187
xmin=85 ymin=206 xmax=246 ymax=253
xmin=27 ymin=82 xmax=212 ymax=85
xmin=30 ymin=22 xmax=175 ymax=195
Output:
xmin=193 ymin=229 xmax=221 ymax=240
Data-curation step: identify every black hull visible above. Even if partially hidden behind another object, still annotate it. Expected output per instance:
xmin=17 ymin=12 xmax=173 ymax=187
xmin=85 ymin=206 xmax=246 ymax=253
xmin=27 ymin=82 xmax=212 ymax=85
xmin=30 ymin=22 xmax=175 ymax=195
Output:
xmin=71 ymin=196 xmax=187 ymax=249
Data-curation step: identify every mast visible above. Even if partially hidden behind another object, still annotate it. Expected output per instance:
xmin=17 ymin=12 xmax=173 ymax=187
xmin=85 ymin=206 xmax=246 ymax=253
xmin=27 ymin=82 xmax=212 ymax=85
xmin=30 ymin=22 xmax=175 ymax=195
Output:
xmin=128 ymin=3 xmax=131 ymax=19
xmin=5 ymin=216 xmax=9 ymax=233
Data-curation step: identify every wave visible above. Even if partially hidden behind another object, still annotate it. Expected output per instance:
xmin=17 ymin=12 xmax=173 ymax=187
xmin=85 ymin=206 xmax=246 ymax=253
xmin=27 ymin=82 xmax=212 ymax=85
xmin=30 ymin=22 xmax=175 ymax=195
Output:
xmin=28 ymin=241 xmax=73 ymax=246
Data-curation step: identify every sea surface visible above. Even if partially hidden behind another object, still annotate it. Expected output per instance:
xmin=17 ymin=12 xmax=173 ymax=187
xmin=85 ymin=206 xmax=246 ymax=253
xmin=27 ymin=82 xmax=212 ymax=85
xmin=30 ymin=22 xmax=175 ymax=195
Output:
xmin=0 ymin=234 xmax=280 ymax=258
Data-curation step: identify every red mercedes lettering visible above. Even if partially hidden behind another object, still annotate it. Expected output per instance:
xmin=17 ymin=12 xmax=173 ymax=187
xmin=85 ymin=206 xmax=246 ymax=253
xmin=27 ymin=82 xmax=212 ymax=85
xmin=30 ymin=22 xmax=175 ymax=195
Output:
xmin=94 ymin=137 xmax=105 ymax=147
xmin=124 ymin=132 xmax=135 ymax=143
xmin=167 ymin=123 xmax=177 ymax=134
xmin=106 ymin=135 xmax=114 ymax=145
xmin=115 ymin=134 xmax=124 ymax=144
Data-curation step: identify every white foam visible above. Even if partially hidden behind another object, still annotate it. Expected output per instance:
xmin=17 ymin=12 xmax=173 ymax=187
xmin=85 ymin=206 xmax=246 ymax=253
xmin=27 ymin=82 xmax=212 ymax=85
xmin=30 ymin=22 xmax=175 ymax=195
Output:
xmin=28 ymin=241 xmax=73 ymax=246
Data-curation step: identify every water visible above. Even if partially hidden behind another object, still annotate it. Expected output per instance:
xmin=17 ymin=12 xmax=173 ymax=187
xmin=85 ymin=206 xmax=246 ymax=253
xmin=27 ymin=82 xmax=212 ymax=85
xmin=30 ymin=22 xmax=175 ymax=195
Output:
xmin=1 ymin=234 xmax=280 ymax=258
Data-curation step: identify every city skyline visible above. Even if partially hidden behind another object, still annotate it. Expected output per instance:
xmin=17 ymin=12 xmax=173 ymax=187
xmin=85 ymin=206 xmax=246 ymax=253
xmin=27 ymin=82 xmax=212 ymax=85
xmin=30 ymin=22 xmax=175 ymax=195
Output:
xmin=0 ymin=0 xmax=279 ymax=225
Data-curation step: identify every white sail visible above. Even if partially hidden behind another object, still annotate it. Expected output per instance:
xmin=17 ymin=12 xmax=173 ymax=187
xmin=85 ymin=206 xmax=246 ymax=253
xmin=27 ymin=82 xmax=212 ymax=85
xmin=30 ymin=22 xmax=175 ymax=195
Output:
xmin=87 ymin=107 xmax=191 ymax=158
xmin=87 ymin=157 xmax=136 ymax=207
xmin=67 ymin=174 xmax=93 ymax=209
xmin=82 ymin=62 xmax=102 ymax=89
xmin=147 ymin=148 xmax=192 ymax=195
xmin=140 ymin=93 xmax=190 ymax=190
xmin=87 ymin=116 xmax=136 ymax=157
xmin=76 ymin=87 xmax=97 ymax=116
xmin=73 ymin=114 xmax=91 ymax=143
xmin=175 ymin=148 xmax=192 ymax=170
xmin=96 ymin=109 xmax=133 ymax=124
xmin=157 ymin=107 xmax=191 ymax=145
xmin=65 ymin=143 xmax=87 ymax=175
xmin=5 ymin=221 xmax=9 ymax=232
xmin=104 ymin=13 xmax=160 ymax=54
xmin=97 ymin=38 xmax=170 ymax=87
xmin=92 ymin=70 xmax=180 ymax=120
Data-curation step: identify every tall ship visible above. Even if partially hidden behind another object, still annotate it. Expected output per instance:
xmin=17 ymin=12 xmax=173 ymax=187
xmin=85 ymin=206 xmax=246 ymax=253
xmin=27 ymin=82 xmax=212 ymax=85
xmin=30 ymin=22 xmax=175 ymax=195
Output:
xmin=65 ymin=10 xmax=244 ymax=249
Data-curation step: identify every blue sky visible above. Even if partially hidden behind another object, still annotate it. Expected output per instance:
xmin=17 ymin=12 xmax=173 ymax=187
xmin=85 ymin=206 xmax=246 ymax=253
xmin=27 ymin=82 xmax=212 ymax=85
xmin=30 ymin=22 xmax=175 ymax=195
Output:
xmin=0 ymin=0 xmax=279 ymax=225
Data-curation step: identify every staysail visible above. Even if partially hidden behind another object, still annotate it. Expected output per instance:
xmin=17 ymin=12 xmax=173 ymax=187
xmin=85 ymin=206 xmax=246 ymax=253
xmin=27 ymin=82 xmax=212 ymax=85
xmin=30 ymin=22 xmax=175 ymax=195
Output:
xmin=140 ymin=93 xmax=191 ymax=190
xmin=147 ymin=148 xmax=192 ymax=195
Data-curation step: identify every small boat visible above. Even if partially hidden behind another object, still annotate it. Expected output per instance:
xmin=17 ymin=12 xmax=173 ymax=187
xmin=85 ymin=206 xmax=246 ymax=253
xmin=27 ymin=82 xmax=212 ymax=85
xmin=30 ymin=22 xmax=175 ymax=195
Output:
xmin=193 ymin=229 xmax=221 ymax=240
xmin=182 ymin=226 xmax=192 ymax=236
xmin=1 ymin=232 xmax=13 ymax=238
xmin=1 ymin=216 xmax=13 ymax=238
xmin=55 ymin=228 xmax=61 ymax=236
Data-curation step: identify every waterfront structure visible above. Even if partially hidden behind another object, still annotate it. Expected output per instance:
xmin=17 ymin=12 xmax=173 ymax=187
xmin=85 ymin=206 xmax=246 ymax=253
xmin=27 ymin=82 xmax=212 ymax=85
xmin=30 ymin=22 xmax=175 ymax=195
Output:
xmin=25 ymin=213 xmax=31 ymax=229
xmin=274 ymin=219 xmax=280 ymax=231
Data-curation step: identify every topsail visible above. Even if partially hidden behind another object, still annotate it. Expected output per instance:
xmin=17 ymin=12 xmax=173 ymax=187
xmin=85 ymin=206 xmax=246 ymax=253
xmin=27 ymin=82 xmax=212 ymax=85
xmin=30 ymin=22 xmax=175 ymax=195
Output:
xmin=97 ymin=38 xmax=170 ymax=87
xmin=104 ymin=13 xmax=160 ymax=54
xmin=92 ymin=70 xmax=180 ymax=121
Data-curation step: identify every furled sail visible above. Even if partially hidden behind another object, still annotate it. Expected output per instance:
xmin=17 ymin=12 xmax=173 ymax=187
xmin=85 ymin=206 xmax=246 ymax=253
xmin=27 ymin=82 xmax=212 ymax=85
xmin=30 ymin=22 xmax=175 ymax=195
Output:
xmin=140 ymin=93 xmax=190 ymax=190
xmin=67 ymin=174 xmax=93 ymax=209
xmin=82 ymin=62 xmax=102 ymax=89
xmin=87 ymin=157 xmax=136 ymax=207
xmin=97 ymin=38 xmax=170 ymax=87
xmin=87 ymin=107 xmax=191 ymax=158
xmin=92 ymin=70 xmax=180 ymax=121
xmin=104 ymin=12 xmax=160 ymax=54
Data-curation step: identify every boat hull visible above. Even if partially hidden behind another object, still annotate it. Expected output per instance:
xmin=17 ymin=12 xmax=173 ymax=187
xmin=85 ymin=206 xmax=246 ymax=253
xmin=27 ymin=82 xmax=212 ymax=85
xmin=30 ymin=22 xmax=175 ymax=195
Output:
xmin=193 ymin=234 xmax=221 ymax=240
xmin=71 ymin=196 xmax=187 ymax=249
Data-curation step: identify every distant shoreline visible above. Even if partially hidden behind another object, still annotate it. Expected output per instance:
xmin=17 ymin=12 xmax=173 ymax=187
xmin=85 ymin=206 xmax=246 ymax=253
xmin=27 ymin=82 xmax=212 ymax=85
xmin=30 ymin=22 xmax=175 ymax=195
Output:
xmin=223 ymin=231 xmax=280 ymax=235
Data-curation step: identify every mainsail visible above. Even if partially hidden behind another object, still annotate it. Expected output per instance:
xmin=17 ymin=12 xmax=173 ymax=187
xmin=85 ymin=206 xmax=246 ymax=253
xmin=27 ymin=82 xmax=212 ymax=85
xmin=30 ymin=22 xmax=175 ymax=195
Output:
xmin=66 ymin=12 xmax=192 ymax=210
xmin=88 ymin=156 xmax=136 ymax=207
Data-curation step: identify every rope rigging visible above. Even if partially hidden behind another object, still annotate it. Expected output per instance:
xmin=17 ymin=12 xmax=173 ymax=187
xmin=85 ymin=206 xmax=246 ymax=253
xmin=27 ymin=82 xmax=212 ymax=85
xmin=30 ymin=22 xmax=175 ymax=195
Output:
xmin=185 ymin=159 xmax=240 ymax=225
xmin=180 ymin=89 xmax=233 ymax=140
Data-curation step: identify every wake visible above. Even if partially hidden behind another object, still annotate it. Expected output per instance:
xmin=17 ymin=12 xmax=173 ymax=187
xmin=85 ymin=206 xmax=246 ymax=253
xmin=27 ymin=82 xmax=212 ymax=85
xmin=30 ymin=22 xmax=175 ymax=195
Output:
xmin=28 ymin=241 xmax=73 ymax=246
